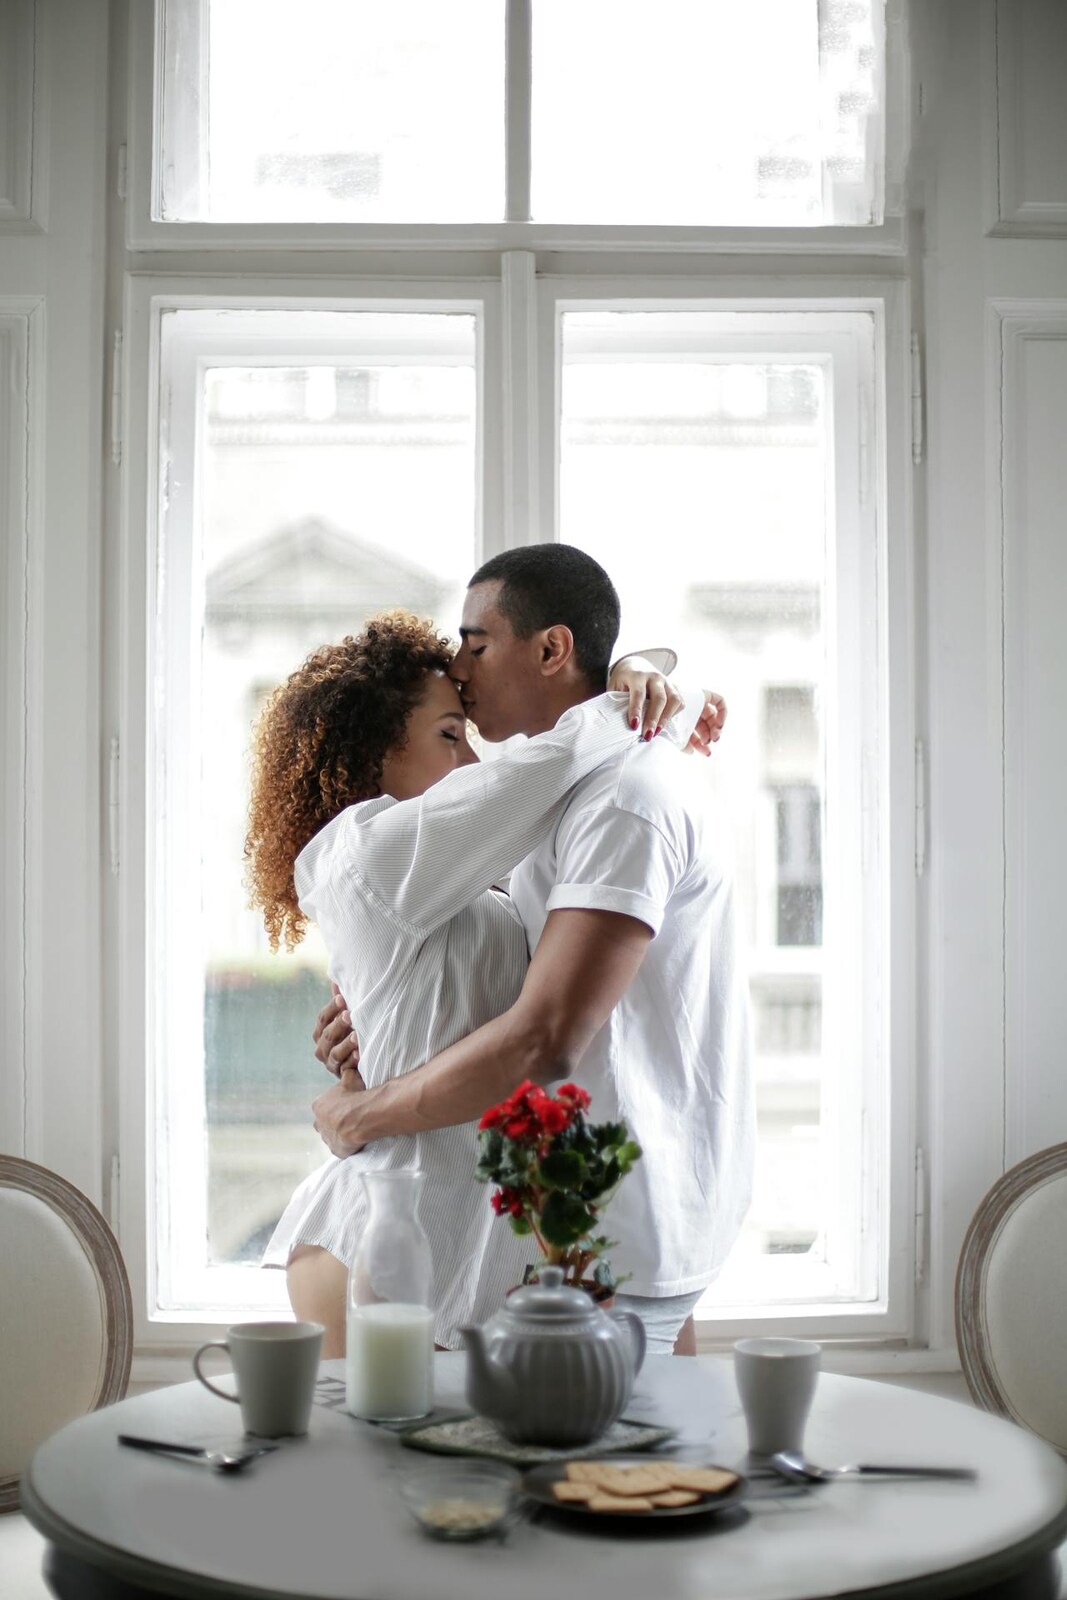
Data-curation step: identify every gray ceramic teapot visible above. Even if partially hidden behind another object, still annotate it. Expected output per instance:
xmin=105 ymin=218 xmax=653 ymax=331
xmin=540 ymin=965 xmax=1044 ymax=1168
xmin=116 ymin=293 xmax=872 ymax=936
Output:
xmin=459 ymin=1266 xmax=646 ymax=1445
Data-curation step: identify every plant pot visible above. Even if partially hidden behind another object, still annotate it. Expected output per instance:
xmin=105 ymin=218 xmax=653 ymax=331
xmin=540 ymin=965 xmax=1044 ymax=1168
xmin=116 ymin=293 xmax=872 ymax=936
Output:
xmin=513 ymin=1265 xmax=615 ymax=1310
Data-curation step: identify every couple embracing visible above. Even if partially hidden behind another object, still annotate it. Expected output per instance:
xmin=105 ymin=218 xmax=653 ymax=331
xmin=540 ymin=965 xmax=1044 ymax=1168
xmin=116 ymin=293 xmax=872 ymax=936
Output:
xmin=244 ymin=543 xmax=754 ymax=1360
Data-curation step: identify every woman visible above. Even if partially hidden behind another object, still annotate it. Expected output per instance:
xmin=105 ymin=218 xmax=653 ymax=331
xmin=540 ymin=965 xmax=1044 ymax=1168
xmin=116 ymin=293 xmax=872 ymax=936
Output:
xmin=245 ymin=611 xmax=698 ymax=1356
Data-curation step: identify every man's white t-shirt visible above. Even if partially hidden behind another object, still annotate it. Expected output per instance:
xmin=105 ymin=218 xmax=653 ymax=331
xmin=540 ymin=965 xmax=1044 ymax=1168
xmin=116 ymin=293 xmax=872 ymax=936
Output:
xmin=508 ymin=735 xmax=754 ymax=1298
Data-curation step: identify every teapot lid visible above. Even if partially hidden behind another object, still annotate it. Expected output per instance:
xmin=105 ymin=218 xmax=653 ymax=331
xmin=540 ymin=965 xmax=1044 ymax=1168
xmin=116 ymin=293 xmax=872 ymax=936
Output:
xmin=506 ymin=1266 xmax=600 ymax=1320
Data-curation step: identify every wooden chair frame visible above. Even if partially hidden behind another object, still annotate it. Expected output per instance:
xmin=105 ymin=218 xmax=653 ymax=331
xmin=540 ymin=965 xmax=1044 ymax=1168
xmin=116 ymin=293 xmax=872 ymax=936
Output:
xmin=955 ymin=1140 xmax=1067 ymax=1445
xmin=0 ymin=1156 xmax=134 ymax=1511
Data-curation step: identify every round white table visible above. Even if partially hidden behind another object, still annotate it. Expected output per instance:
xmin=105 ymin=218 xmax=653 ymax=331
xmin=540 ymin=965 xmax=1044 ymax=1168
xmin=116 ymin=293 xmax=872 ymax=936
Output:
xmin=22 ymin=1353 xmax=1067 ymax=1600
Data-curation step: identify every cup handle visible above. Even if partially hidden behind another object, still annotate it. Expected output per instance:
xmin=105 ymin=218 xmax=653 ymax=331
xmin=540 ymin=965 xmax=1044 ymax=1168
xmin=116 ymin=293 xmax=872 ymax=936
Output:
xmin=612 ymin=1310 xmax=647 ymax=1375
xmin=192 ymin=1340 xmax=240 ymax=1404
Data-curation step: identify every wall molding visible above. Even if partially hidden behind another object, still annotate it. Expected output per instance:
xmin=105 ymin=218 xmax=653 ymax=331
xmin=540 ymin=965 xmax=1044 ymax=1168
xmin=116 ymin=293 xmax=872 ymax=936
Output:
xmin=985 ymin=1 xmax=1067 ymax=238
xmin=989 ymin=300 xmax=1067 ymax=1167
xmin=0 ymin=307 xmax=35 ymax=1156
xmin=0 ymin=0 xmax=44 ymax=234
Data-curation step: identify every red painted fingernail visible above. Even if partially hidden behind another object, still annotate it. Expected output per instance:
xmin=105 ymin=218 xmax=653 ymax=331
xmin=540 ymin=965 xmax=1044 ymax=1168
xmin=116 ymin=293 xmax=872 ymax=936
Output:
xmin=643 ymin=729 xmax=653 ymax=742
xmin=630 ymin=718 xmax=639 ymax=730
xmin=654 ymin=725 xmax=662 ymax=736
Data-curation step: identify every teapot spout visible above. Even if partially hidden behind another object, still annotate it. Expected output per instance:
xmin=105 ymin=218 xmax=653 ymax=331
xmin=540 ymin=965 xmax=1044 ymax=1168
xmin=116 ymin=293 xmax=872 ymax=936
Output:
xmin=459 ymin=1324 xmax=517 ymax=1424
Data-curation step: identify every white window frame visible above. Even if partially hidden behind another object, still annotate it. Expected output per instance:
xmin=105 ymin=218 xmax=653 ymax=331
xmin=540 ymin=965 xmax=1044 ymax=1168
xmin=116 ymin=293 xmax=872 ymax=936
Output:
xmin=125 ymin=0 xmax=910 ymax=257
xmin=117 ymin=272 xmax=914 ymax=1347
xmin=536 ymin=282 xmax=915 ymax=1340
xmin=117 ymin=276 xmax=503 ymax=1341
xmin=108 ymin=6 xmax=919 ymax=1359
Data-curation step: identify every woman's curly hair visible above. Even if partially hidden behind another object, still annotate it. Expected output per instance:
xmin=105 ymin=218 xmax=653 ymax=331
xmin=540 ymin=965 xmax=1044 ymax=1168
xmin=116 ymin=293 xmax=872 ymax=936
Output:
xmin=244 ymin=610 xmax=455 ymax=951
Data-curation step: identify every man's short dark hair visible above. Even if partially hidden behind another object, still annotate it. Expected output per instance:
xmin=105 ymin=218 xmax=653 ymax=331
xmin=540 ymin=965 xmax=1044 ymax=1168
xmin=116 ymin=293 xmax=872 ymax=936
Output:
xmin=469 ymin=544 xmax=621 ymax=686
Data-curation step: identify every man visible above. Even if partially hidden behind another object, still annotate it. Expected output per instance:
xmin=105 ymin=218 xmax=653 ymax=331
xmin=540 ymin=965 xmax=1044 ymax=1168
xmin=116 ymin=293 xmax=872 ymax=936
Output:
xmin=312 ymin=545 xmax=753 ymax=1353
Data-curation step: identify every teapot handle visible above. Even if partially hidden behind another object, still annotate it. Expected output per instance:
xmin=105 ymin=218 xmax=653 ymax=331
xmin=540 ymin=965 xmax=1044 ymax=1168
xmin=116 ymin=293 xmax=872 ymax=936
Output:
xmin=611 ymin=1309 xmax=646 ymax=1374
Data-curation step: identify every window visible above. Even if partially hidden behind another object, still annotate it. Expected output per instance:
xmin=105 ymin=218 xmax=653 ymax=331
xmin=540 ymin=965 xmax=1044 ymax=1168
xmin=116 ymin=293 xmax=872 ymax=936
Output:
xmin=153 ymin=306 xmax=482 ymax=1311
xmin=118 ymin=3 xmax=913 ymax=1345
xmin=156 ymin=0 xmax=505 ymax=222
xmin=154 ymin=0 xmax=887 ymax=228
xmin=531 ymin=0 xmax=885 ymax=224
xmin=554 ymin=306 xmax=884 ymax=1313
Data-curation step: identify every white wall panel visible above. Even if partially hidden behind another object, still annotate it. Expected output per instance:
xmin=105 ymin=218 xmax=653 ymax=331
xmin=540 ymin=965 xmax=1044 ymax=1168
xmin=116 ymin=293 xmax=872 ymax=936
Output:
xmin=997 ymin=307 xmax=1067 ymax=1157
xmin=0 ymin=1 xmax=40 ymax=230
xmin=0 ymin=0 xmax=109 ymax=1205
xmin=987 ymin=1 xmax=1067 ymax=237
xmin=0 ymin=312 xmax=31 ymax=1152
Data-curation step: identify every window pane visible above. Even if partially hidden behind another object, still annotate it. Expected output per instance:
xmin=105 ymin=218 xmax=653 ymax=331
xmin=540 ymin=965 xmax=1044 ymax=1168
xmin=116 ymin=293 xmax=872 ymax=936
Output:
xmin=156 ymin=309 xmax=479 ymax=1310
xmin=533 ymin=0 xmax=885 ymax=225
xmin=559 ymin=310 xmax=876 ymax=1306
xmin=157 ymin=1 xmax=505 ymax=222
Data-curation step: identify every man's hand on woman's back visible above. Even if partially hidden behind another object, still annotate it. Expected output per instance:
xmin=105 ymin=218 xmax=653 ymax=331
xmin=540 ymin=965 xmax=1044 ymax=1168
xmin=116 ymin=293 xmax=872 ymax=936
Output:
xmin=688 ymin=691 xmax=727 ymax=756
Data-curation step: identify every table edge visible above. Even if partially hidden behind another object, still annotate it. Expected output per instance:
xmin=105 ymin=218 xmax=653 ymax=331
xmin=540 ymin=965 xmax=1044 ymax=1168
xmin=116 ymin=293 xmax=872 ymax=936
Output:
xmin=20 ymin=1456 xmax=1067 ymax=1600
xmin=20 ymin=1466 xmax=303 ymax=1600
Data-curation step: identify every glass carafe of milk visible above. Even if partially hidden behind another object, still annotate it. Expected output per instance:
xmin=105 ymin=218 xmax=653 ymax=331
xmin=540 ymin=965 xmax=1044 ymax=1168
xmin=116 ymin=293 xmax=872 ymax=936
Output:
xmin=346 ymin=1171 xmax=434 ymax=1422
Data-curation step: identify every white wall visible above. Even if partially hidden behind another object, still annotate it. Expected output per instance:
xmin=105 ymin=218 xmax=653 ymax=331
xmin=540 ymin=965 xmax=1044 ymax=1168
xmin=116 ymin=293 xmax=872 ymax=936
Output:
xmin=2 ymin=0 xmax=1067 ymax=1363
xmin=915 ymin=0 xmax=1067 ymax=1350
xmin=0 ymin=0 xmax=109 ymax=1202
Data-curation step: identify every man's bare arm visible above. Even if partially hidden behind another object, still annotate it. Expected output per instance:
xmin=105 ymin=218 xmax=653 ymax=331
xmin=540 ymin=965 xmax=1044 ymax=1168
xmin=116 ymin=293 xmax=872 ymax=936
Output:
xmin=311 ymin=908 xmax=652 ymax=1156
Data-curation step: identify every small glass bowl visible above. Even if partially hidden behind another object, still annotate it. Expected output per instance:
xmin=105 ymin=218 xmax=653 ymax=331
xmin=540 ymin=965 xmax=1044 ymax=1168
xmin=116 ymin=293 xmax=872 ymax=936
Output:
xmin=399 ymin=1460 xmax=520 ymax=1541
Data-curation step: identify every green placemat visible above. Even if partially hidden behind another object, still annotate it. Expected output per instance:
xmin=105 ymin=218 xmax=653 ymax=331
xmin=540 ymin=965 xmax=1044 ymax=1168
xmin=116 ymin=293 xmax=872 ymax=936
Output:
xmin=399 ymin=1413 xmax=675 ymax=1466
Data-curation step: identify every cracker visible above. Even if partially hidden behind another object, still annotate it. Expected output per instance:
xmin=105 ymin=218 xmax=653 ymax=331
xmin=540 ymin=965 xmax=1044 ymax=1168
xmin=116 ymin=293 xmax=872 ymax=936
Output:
xmin=551 ymin=1481 xmax=595 ymax=1503
xmin=588 ymin=1493 xmax=654 ymax=1513
xmin=665 ymin=1466 xmax=738 ymax=1494
xmin=589 ymin=1463 xmax=676 ymax=1496
xmin=650 ymin=1489 xmax=701 ymax=1507
xmin=564 ymin=1461 xmax=605 ymax=1483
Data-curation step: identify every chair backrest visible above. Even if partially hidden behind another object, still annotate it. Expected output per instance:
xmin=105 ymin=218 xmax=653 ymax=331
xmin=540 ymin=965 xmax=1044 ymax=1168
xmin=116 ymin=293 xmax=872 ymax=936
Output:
xmin=956 ymin=1142 xmax=1067 ymax=1455
xmin=0 ymin=1155 xmax=133 ymax=1511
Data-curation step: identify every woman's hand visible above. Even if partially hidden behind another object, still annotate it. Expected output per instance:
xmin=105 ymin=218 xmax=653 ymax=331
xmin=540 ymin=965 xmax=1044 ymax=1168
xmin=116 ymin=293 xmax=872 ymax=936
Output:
xmin=607 ymin=655 xmax=685 ymax=739
xmin=687 ymin=691 xmax=728 ymax=757
xmin=313 ymin=984 xmax=361 ymax=1079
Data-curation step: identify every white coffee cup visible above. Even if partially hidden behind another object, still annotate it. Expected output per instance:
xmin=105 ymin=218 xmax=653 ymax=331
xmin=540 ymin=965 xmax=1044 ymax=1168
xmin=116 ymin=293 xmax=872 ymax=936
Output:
xmin=733 ymin=1336 xmax=821 ymax=1457
xmin=193 ymin=1321 xmax=324 ymax=1437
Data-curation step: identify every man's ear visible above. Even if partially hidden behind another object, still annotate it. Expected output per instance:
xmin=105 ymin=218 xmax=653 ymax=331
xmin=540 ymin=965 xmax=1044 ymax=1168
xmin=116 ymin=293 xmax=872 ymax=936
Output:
xmin=538 ymin=624 xmax=576 ymax=677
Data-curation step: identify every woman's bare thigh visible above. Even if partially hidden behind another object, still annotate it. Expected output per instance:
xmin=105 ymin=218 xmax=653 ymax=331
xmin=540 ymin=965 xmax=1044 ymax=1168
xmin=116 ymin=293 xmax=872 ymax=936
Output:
xmin=286 ymin=1243 xmax=449 ymax=1358
xmin=286 ymin=1244 xmax=348 ymax=1359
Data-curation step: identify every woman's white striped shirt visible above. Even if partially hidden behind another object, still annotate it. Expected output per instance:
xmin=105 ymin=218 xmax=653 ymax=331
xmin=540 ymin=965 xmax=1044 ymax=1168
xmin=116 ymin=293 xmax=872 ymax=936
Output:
xmin=262 ymin=692 xmax=667 ymax=1347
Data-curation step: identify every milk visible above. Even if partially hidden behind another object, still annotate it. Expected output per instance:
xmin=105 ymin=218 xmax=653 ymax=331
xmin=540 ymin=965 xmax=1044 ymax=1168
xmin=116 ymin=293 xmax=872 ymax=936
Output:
xmin=346 ymin=1302 xmax=434 ymax=1421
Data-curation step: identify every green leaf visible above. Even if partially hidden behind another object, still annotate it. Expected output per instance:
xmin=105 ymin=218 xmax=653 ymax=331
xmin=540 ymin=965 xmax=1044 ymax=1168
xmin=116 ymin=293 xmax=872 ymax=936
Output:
xmin=539 ymin=1190 xmax=597 ymax=1247
xmin=594 ymin=1121 xmax=628 ymax=1150
xmin=593 ymin=1259 xmax=617 ymax=1291
xmin=595 ymin=1157 xmax=620 ymax=1194
xmin=537 ymin=1149 xmax=588 ymax=1190
xmin=498 ymin=1158 xmax=531 ymax=1190
xmin=475 ymin=1129 xmax=504 ymax=1181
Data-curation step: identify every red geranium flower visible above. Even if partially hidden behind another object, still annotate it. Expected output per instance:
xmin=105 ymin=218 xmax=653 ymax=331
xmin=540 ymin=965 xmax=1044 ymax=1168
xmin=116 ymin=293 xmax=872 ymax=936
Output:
xmin=476 ymin=1079 xmax=641 ymax=1298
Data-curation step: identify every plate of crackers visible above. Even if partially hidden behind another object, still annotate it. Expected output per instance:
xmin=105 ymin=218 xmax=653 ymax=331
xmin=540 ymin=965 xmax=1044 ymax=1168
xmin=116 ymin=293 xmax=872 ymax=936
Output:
xmin=522 ymin=1457 xmax=746 ymax=1522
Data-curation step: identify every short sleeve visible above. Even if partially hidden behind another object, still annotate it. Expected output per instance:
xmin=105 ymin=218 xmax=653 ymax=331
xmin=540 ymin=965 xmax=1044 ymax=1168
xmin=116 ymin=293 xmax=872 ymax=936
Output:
xmin=546 ymin=805 xmax=683 ymax=936
xmin=610 ymin=644 xmax=678 ymax=676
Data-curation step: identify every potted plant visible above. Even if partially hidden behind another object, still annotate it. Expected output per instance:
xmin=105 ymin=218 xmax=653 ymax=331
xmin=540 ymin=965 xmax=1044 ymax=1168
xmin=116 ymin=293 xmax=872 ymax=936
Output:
xmin=475 ymin=1080 xmax=642 ymax=1301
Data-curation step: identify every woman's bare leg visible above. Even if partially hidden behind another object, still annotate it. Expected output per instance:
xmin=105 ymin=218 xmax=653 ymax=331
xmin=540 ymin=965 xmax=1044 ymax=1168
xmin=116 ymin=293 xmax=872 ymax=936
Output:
xmin=287 ymin=1244 xmax=348 ymax=1358
xmin=673 ymin=1315 xmax=697 ymax=1356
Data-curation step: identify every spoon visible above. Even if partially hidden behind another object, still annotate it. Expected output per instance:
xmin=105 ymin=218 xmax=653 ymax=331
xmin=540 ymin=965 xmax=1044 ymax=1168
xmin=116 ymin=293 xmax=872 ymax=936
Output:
xmin=771 ymin=1450 xmax=977 ymax=1484
xmin=118 ymin=1434 xmax=278 ymax=1473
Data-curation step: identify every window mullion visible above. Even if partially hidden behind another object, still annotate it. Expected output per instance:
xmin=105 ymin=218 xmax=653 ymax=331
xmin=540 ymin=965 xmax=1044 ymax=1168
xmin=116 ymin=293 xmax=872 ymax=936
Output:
xmin=498 ymin=251 xmax=540 ymax=548
xmin=504 ymin=0 xmax=532 ymax=223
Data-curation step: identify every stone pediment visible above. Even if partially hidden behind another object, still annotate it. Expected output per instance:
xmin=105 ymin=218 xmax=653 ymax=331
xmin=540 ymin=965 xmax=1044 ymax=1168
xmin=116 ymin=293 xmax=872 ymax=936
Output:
xmin=206 ymin=518 xmax=448 ymax=627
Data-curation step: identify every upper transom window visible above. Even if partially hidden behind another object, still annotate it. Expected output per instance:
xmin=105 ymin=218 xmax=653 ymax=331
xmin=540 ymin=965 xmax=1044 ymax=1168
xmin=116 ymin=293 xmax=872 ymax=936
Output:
xmin=155 ymin=0 xmax=886 ymax=227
